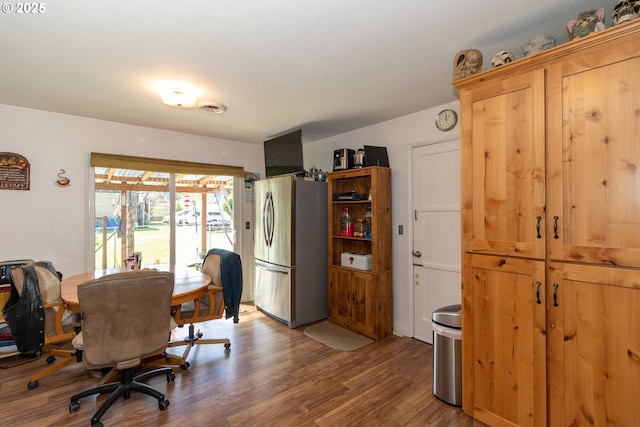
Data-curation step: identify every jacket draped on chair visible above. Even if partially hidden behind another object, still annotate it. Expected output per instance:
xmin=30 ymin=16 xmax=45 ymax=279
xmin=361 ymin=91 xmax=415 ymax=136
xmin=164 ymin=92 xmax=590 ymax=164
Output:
xmin=204 ymin=248 xmax=242 ymax=321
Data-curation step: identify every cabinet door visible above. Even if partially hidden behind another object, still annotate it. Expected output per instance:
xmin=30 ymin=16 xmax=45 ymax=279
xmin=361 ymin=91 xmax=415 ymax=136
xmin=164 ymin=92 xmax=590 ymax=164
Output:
xmin=351 ymin=271 xmax=377 ymax=339
xmin=547 ymin=263 xmax=640 ymax=426
xmin=465 ymin=254 xmax=546 ymax=427
xmin=547 ymin=53 xmax=640 ymax=267
xmin=460 ymin=69 xmax=546 ymax=259
xmin=328 ymin=267 xmax=350 ymax=327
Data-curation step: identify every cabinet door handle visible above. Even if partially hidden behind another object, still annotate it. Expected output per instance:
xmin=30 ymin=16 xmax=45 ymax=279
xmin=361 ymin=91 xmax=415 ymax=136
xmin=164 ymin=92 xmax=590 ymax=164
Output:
xmin=553 ymin=283 xmax=559 ymax=307
xmin=536 ymin=216 xmax=542 ymax=239
xmin=553 ymin=216 xmax=560 ymax=239
xmin=536 ymin=281 xmax=542 ymax=304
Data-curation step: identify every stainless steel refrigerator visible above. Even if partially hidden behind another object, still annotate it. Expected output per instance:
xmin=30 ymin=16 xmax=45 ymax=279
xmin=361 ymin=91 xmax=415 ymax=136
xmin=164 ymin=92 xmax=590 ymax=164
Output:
xmin=254 ymin=174 xmax=328 ymax=328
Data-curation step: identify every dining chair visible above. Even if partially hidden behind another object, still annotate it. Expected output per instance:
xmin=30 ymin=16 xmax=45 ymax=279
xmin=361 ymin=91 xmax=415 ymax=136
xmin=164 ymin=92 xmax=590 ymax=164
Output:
xmin=69 ymin=270 xmax=176 ymax=427
xmin=168 ymin=248 xmax=242 ymax=369
xmin=4 ymin=261 xmax=79 ymax=389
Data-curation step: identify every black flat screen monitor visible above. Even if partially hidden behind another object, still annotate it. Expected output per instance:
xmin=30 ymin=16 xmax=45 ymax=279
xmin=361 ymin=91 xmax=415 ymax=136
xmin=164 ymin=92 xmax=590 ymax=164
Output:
xmin=264 ymin=129 xmax=304 ymax=177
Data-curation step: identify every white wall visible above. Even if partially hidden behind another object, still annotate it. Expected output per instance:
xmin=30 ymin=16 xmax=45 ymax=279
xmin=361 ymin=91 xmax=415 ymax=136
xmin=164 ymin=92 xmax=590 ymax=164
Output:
xmin=0 ymin=104 xmax=264 ymax=296
xmin=1 ymin=101 xmax=461 ymax=334
xmin=304 ymin=100 xmax=460 ymax=337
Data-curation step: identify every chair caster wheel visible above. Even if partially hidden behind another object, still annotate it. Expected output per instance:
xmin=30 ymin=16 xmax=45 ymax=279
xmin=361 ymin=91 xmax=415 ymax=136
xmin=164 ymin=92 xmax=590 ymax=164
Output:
xmin=167 ymin=371 xmax=176 ymax=382
xmin=197 ymin=332 xmax=203 ymax=339
xmin=224 ymin=343 xmax=231 ymax=349
xmin=28 ymin=381 xmax=39 ymax=390
xmin=46 ymin=355 xmax=56 ymax=364
xmin=91 ymin=422 xmax=103 ymax=427
xmin=69 ymin=401 xmax=80 ymax=412
xmin=159 ymin=399 xmax=170 ymax=410
xmin=180 ymin=362 xmax=190 ymax=370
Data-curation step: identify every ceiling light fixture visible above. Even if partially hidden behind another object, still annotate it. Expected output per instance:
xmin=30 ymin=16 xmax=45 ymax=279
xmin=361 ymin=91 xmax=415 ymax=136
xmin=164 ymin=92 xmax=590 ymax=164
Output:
xmin=160 ymin=89 xmax=198 ymax=109
xmin=153 ymin=81 xmax=224 ymax=113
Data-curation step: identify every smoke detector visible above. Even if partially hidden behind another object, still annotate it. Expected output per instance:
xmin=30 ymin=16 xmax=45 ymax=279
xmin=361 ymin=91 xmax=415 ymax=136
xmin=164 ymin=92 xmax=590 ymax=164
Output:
xmin=198 ymin=102 xmax=227 ymax=115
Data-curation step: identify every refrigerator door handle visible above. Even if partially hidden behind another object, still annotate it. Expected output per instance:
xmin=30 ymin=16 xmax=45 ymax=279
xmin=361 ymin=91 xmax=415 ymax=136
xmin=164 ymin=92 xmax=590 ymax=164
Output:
xmin=263 ymin=191 xmax=274 ymax=247
xmin=255 ymin=260 xmax=290 ymax=275
xmin=269 ymin=192 xmax=274 ymax=246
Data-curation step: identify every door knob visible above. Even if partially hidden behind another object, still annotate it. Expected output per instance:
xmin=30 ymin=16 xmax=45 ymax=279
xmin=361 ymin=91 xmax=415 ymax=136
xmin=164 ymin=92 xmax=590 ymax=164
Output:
xmin=412 ymin=250 xmax=422 ymax=257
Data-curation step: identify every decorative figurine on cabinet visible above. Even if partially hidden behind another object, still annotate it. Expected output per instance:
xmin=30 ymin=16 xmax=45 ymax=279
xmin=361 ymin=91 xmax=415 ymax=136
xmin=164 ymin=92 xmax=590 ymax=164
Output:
xmin=567 ymin=7 xmax=606 ymax=39
xmin=523 ymin=33 xmax=556 ymax=56
xmin=612 ymin=0 xmax=640 ymax=26
xmin=452 ymin=49 xmax=483 ymax=81
xmin=491 ymin=50 xmax=515 ymax=68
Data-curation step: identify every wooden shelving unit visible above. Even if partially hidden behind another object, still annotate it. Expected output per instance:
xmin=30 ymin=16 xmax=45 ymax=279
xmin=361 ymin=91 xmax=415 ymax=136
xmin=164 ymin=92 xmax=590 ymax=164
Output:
xmin=326 ymin=166 xmax=392 ymax=340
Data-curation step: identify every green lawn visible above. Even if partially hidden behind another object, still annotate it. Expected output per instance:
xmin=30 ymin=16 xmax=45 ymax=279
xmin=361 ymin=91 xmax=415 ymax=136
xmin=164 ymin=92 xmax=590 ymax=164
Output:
xmin=95 ymin=223 xmax=234 ymax=269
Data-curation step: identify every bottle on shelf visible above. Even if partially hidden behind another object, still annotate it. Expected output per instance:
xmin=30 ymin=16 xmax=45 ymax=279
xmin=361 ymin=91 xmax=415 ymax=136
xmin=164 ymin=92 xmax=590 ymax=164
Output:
xmin=364 ymin=205 xmax=372 ymax=238
xmin=340 ymin=206 xmax=354 ymax=237
xmin=354 ymin=219 xmax=365 ymax=237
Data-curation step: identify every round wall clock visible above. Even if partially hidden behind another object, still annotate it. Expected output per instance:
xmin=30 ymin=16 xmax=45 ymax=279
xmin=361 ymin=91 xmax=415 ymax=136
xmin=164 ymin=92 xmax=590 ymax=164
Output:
xmin=435 ymin=109 xmax=458 ymax=131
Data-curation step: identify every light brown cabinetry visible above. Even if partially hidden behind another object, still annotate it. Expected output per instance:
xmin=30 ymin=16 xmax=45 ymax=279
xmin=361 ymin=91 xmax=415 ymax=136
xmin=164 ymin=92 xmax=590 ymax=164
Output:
xmin=547 ymin=262 xmax=640 ymax=426
xmin=546 ymin=46 xmax=640 ymax=267
xmin=467 ymin=254 xmax=546 ymax=427
xmin=462 ymin=68 xmax=546 ymax=260
xmin=456 ymin=21 xmax=640 ymax=427
xmin=327 ymin=166 xmax=392 ymax=340
xmin=328 ymin=267 xmax=390 ymax=340
xmin=459 ymin=64 xmax=548 ymax=427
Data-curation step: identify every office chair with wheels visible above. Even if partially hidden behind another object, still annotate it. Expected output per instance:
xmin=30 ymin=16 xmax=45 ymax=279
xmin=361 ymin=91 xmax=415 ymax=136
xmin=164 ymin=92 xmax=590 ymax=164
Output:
xmin=68 ymin=270 xmax=176 ymax=427
xmin=169 ymin=248 xmax=242 ymax=369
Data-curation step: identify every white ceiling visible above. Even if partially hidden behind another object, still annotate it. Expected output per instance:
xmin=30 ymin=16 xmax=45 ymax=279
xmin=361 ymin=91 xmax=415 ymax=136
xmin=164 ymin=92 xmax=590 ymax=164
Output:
xmin=1 ymin=0 xmax=614 ymax=144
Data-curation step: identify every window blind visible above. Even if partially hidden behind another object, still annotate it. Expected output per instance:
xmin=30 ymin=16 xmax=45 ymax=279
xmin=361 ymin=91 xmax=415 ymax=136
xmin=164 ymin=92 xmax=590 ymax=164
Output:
xmin=90 ymin=152 xmax=245 ymax=177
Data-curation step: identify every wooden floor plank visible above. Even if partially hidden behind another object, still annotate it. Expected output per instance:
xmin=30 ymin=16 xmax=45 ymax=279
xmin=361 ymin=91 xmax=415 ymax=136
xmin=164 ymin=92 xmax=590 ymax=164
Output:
xmin=0 ymin=304 xmax=475 ymax=426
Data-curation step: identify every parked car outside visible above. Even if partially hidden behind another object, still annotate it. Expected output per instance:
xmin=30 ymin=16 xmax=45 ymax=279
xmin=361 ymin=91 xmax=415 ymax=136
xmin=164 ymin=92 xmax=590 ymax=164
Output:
xmin=206 ymin=212 xmax=232 ymax=231
xmin=162 ymin=210 xmax=199 ymax=226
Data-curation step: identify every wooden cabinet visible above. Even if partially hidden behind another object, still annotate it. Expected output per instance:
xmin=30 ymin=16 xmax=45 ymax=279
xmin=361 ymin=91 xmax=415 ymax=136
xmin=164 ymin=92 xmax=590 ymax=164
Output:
xmin=546 ymin=44 xmax=640 ymax=267
xmin=468 ymin=254 xmax=546 ymax=427
xmin=547 ymin=263 xmax=640 ymax=426
xmin=328 ymin=267 xmax=391 ymax=340
xmin=459 ymin=63 xmax=548 ymax=427
xmin=461 ymin=69 xmax=546 ymax=260
xmin=327 ymin=166 xmax=392 ymax=340
xmin=456 ymin=21 xmax=640 ymax=427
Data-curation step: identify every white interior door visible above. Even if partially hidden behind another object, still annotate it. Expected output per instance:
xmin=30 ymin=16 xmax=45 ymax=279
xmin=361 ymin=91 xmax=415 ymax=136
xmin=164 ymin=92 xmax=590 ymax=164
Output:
xmin=412 ymin=140 xmax=461 ymax=343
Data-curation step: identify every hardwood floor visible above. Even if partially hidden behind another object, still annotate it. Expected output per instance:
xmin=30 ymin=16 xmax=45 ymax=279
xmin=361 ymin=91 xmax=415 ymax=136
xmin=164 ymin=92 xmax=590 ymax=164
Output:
xmin=0 ymin=304 xmax=477 ymax=427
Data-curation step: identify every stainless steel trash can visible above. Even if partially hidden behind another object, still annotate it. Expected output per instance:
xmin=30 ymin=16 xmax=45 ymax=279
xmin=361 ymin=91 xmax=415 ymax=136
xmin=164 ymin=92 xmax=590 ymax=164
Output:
xmin=432 ymin=304 xmax=462 ymax=406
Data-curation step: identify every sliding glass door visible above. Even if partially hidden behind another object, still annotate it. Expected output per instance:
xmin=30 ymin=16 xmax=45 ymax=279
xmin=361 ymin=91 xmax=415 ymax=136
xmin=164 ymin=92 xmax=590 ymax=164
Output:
xmin=94 ymin=167 xmax=235 ymax=269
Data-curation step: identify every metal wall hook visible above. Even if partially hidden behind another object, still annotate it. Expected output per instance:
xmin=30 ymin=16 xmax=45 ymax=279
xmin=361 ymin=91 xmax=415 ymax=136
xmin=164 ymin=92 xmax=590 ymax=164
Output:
xmin=56 ymin=169 xmax=70 ymax=187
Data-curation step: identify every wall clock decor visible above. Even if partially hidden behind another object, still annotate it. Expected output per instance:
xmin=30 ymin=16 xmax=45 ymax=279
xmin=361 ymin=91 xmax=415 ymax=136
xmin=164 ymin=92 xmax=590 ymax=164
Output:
xmin=435 ymin=109 xmax=458 ymax=131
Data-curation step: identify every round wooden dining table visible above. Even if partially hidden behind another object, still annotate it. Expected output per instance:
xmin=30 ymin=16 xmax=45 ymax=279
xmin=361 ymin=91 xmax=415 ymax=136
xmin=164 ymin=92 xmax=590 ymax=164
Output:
xmin=60 ymin=265 xmax=211 ymax=312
